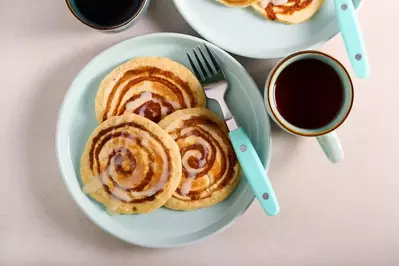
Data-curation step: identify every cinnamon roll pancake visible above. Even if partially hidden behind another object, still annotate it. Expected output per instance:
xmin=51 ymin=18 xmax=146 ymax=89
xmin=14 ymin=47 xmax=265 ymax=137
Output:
xmin=252 ymin=0 xmax=325 ymax=24
xmin=95 ymin=57 xmax=206 ymax=123
xmin=80 ymin=113 xmax=182 ymax=214
xmin=159 ymin=108 xmax=240 ymax=211
xmin=217 ymin=0 xmax=260 ymax=7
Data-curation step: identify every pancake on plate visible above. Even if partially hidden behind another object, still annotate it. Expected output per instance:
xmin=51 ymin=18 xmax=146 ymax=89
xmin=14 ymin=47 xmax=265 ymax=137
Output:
xmin=217 ymin=0 xmax=260 ymax=7
xmin=96 ymin=57 xmax=206 ymax=123
xmin=80 ymin=113 xmax=182 ymax=214
xmin=159 ymin=108 xmax=240 ymax=211
xmin=252 ymin=0 xmax=325 ymax=24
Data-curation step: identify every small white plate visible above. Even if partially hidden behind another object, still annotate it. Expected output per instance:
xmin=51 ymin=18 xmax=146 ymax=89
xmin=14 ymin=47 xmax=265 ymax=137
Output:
xmin=173 ymin=0 xmax=362 ymax=59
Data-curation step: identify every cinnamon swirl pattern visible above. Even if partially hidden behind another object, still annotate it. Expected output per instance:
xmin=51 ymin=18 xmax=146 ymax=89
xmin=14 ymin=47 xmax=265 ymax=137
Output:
xmin=252 ymin=0 xmax=325 ymax=24
xmin=95 ymin=57 xmax=206 ymax=123
xmin=80 ymin=113 xmax=182 ymax=214
xmin=159 ymin=108 xmax=240 ymax=211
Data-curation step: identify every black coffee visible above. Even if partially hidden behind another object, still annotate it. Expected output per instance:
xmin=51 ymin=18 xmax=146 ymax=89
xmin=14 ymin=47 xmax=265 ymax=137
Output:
xmin=274 ymin=59 xmax=345 ymax=130
xmin=74 ymin=0 xmax=143 ymax=27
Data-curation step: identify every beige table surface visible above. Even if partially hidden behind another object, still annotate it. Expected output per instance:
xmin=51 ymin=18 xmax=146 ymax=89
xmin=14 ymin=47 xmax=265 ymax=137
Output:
xmin=1 ymin=0 xmax=398 ymax=265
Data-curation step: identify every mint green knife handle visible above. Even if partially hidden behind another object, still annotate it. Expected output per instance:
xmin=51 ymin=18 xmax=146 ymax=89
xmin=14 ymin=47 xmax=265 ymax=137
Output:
xmin=229 ymin=127 xmax=280 ymax=216
xmin=335 ymin=0 xmax=370 ymax=78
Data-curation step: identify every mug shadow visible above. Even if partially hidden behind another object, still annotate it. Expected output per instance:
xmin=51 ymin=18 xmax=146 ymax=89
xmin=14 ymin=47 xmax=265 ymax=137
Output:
xmin=22 ymin=47 xmax=150 ymax=251
xmin=269 ymin=119 xmax=302 ymax=176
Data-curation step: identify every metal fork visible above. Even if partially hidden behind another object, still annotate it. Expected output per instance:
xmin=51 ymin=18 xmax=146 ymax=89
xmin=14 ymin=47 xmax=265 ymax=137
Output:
xmin=187 ymin=45 xmax=280 ymax=216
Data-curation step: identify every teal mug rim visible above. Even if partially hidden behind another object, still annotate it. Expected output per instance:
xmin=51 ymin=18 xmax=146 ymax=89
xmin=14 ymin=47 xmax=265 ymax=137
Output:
xmin=65 ymin=0 xmax=149 ymax=30
xmin=266 ymin=50 xmax=354 ymax=137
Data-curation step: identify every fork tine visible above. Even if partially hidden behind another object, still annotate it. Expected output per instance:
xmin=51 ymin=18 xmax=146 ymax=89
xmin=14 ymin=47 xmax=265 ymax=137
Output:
xmin=193 ymin=48 xmax=210 ymax=78
xmin=204 ymin=44 xmax=222 ymax=73
xmin=186 ymin=51 xmax=202 ymax=81
xmin=198 ymin=46 xmax=216 ymax=75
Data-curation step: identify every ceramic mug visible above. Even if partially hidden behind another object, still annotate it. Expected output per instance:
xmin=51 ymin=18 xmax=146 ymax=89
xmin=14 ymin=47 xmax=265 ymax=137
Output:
xmin=264 ymin=51 xmax=354 ymax=163
xmin=66 ymin=0 xmax=151 ymax=32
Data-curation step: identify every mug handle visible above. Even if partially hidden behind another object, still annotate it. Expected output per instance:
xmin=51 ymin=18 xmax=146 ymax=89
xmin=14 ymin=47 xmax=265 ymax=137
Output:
xmin=316 ymin=131 xmax=344 ymax=163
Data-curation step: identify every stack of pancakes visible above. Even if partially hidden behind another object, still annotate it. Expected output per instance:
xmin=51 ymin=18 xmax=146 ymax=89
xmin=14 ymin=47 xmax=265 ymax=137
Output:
xmin=80 ymin=57 xmax=240 ymax=214
xmin=218 ymin=0 xmax=325 ymax=24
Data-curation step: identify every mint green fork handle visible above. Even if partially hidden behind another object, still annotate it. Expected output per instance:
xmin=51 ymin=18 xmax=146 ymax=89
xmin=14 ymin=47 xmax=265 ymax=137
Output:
xmin=334 ymin=0 xmax=370 ymax=78
xmin=229 ymin=127 xmax=280 ymax=216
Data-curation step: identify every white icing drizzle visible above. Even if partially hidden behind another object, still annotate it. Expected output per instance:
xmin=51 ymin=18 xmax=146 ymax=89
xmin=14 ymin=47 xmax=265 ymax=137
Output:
xmin=170 ymin=101 xmax=179 ymax=109
xmin=83 ymin=170 xmax=110 ymax=194
xmin=164 ymin=115 xmax=191 ymax=132
xmin=125 ymin=91 xmax=180 ymax=117
xmin=179 ymin=136 xmax=209 ymax=196
xmin=109 ymin=198 xmax=122 ymax=211
xmin=99 ymin=168 xmax=112 ymax=185
xmin=180 ymin=127 xmax=193 ymax=136
xmin=182 ymin=150 xmax=206 ymax=175
xmin=161 ymin=106 xmax=170 ymax=116
xmin=109 ymin=186 xmax=133 ymax=202
xmin=130 ymin=131 xmax=169 ymax=198
xmin=92 ymin=166 xmax=135 ymax=203
xmin=126 ymin=91 xmax=153 ymax=111
xmin=138 ymin=104 xmax=147 ymax=117
xmin=83 ymin=177 xmax=103 ymax=193
xmin=110 ymin=148 xmax=144 ymax=189
xmin=180 ymin=174 xmax=196 ymax=196
xmin=83 ymin=170 xmax=123 ymax=214
xmin=200 ymin=190 xmax=209 ymax=198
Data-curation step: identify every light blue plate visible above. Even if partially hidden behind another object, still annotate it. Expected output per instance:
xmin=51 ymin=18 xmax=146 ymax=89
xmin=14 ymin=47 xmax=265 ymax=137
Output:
xmin=173 ymin=0 xmax=363 ymax=59
xmin=56 ymin=33 xmax=271 ymax=248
